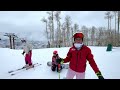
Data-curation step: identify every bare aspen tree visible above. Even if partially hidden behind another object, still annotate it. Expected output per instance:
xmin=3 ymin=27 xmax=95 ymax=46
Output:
xmin=105 ymin=11 xmax=112 ymax=44
xmin=109 ymin=13 xmax=113 ymax=43
xmin=61 ymin=23 xmax=66 ymax=47
xmin=111 ymin=30 xmax=116 ymax=46
xmin=112 ymin=11 xmax=118 ymax=46
xmin=96 ymin=27 xmax=101 ymax=46
xmin=105 ymin=11 xmax=110 ymax=31
xmin=65 ymin=15 xmax=71 ymax=47
xmin=104 ymin=11 xmax=113 ymax=45
xmin=97 ymin=27 xmax=105 ymax=46
xmin=113 ymin=11 xmax=117 ymax=35
xmin=91 ymin=26 xmax=96 ymax=46
xmin=54 ymin=29 xmax=58 ymax=47
xmin=52 ymin=11 xmax=54 ymax=47
xmin=58 ymin=21 xmax=62 ymax=47
xmin=109 ymin=14 xmax=113 ymax=45
xmin=55 ymin=11 xmax=61 ymax=47
xmin=41 ymin=17 xmax=50 ymax=48
xmin=73 ymin=23 xmax=79 ymax=33
xmin=47 ymin=11 xmax=55 ymax=47
xmin=117 ymin=11 xmax=120 ymax=46
xmin=71 ymin=27 xmax=74 ymax=44
xmin=72 ymin=23 xmax=79 ymax=46
xmin=85 ymin=29 xmax=89 ymax=46
xmin=109 ymin=14 xmax=113 ymax=31
xmin=69 ymin=26 xmax=74 ymax=46
xmin=81 ymin=26 xmax=88 ymax=45
xmin=41 ymin=17 xmax=48 ymax=40
xmin=48 ymin=21 xmax=52 ymax=43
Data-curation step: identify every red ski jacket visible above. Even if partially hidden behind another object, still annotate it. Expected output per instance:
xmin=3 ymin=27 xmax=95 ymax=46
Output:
xmin=64 ymin=45 xmax=100 ymax=73
xmin=52 ymin=55 xmax=60 ymax=65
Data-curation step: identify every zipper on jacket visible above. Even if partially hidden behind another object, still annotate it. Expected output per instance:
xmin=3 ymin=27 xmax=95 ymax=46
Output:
xmin=75 ymin=50 xmax=82 ymax=71
xmin=76 ymin=51 xmax=79 ymax=70
xmin=80 ymin=52 xmax=81 ymax=59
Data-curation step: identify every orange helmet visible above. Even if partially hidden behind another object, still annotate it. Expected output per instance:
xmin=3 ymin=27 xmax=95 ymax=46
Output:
xmin=53 ymin=50 xmax=58 ymax=54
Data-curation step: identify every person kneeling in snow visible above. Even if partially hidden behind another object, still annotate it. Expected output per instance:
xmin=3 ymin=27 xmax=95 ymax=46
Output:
xmin=51 ymin=50 xmax=63 ymax=72
xmin=21 ymin=39 xmax=33 ymax=69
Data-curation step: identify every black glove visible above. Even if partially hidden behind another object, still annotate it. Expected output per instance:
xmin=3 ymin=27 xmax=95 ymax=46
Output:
xmin=98 ymin=76 xmax=104 ymax=79
xmin=56 ymin=58 xmax=64 ymax=64
xmin=22 ymin=51 xmax=25 ymax=55
xmin=96 ymin=71 xmax=104 ymax=79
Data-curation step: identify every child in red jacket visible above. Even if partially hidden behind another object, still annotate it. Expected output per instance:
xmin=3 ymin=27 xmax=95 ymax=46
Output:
xmin=51 ymin=50 xmax=62 ymax=72
xmin=62 ymin=32 xmax=104 ymax=79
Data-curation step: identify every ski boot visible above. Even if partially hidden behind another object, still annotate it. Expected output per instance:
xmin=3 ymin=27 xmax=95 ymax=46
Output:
xmin=26 ymin=64 xmax=34 ymax=70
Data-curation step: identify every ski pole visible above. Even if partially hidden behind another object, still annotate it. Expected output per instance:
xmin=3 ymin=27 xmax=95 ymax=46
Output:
xmin=58 ymin=64 xmax=60 ymax=79
xmin=59 ymin=71 xmax=60 ymax=79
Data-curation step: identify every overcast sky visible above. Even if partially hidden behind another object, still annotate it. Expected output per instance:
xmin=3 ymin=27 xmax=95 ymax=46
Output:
xmin=0 ymin=11 xmax=114 ymax=41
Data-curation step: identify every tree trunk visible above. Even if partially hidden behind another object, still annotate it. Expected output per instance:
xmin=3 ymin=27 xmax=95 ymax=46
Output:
xmin=118 ymin=16 xmax=119 ymax=46
xmin=52 ymin=11 xmax=54 ymax=47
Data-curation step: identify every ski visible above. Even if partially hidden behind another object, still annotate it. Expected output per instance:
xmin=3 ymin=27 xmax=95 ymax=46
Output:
xmin=10 ymin=63 xmax=42 ymax=76
xmin=8 ymin=63 xmax=39 ymax=73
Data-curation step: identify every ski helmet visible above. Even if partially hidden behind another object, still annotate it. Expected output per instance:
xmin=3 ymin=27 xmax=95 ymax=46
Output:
xmin=53 ymin=50 xmax=58 ymax=54
xmin=73 ymin=32 xmax=84 ymax=41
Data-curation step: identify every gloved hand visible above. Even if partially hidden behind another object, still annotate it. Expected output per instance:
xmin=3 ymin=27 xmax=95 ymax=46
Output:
xmin=60 ymin=58 xmax=64 ymax=64
xmin=22 ymin=51 xmax=25 ymax=55
xmin=96 ymin=71 xmax=104 ymax=79
xmin=56 ymin=58 xmax=64 ymax=64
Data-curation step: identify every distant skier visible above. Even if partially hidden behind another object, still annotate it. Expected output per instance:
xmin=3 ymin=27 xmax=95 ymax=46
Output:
xmin=21 ymin=39 xmax=33 ymax=69
xmin=51 ymin=50 xmax=62 ymax=72
xmin=58 ymin=32 xmax=104 ymax=79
